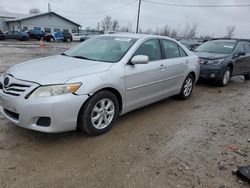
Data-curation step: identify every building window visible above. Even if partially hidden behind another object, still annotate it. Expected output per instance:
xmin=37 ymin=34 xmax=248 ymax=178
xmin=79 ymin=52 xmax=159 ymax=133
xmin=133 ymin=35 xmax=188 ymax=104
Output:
xmin=34 ymin=27 xmax=41 ymax=30
xmin=44 ymin=28 xmax=51 ymax=33
xmin=54 ymin=28 xmax=60 ymax=32
xmin=63 ymin=29 xmax=69 ymax=33
xmin=72 ymin=29 xmax=76 ymax=33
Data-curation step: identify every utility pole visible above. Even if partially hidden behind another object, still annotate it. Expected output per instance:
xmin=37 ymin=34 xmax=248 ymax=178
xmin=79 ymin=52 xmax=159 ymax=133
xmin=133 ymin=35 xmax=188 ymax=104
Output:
xmin=48 ymin=3 xmax=51 ymax=12
xmin=136 ymin=0 xmax=142 ymax=33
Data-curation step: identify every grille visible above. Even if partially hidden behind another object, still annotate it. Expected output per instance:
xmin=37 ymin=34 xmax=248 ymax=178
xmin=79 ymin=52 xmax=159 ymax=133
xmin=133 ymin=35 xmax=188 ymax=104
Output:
xmin=3 ymin=109 xmax=19 ymax=120
xmin=3 ymin=83 xmax=31 ymax=96
xmin=2 ymin=76 xmax=34 ymax=97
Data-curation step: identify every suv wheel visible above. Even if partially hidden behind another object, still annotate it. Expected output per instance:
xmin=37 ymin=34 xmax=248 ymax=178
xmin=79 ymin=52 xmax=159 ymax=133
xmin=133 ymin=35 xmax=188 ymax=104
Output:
xmin=217 ymin=67 xmax=231 ymax=87
xmin=67 ymin=38 xmax=70 ymax=42
xmin=50 ymin=37 xmax=55 ymax=42
xmin=177 ymin=74 xmax=194 ymax=100
xmin=244 ymin=73 xmax=250 ymax=80
xmin=78 ymin=90 xmax=119 ymax=136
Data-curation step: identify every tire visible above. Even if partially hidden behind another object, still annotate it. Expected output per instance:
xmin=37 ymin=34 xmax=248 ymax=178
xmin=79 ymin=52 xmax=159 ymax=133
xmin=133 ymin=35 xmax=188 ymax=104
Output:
xmin=78 ymin=90 xmax=119 ymax=136
xmin=177 ymin=74 xmax=194 ymax=100
xmin=50 ymin=37 xmax=55 ymax=42
xmin=244 ymin=73 xmax=250 ymax=80
xmin=217 ymin=67 xmax=231 ymax=87
xmin=67 ymin=38 xmax=70 ymax=42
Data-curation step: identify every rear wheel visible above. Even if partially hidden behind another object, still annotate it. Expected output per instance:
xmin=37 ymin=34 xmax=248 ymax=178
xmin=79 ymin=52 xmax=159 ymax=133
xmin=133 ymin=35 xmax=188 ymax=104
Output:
xmin=244 ymin=73 xmax=250 ymax=80
xmin=78 ymin=90 xmax=119 ymax=136
xmin=177 ymin=74 xmax=194 ymax=100
xmin=217 ymin=67 xmax=231 ymax=87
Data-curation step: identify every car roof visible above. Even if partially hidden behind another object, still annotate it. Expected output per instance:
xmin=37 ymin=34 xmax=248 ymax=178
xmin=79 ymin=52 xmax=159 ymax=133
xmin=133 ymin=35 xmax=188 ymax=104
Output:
xmin=209 ymin=39 xmax=237 ymax=43
xmin=100 ymin=33 xmax=175 ymax=40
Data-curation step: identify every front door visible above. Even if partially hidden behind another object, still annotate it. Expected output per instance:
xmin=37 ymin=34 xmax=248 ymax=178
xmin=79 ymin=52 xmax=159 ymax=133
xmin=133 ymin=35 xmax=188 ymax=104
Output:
xmin=125 ymin=39 xmax=167 ymax=109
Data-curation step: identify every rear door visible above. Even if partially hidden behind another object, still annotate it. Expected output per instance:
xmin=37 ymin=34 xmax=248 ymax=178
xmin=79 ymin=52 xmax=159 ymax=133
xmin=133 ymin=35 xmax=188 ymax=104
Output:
xmin=233 ymin=42 xmax=248 ymax=75
xmin=243 ymin=42 xmax=250 ymax=73
xmin=125 ymin=39 xmax=168 ymax=109
xmin=160 ymin=39 xmax=189 ymax=92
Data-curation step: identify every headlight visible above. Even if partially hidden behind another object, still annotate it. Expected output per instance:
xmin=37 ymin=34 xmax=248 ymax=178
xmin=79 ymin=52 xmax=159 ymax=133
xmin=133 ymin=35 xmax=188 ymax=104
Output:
xmin=28 ymin=83 xmax=81 ymax=99
xmin=206 ymin=59 xmax=224 ymax=65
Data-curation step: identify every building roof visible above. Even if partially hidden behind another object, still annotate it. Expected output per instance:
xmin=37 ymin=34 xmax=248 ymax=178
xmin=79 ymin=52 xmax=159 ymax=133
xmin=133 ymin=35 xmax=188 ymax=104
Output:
xmin=4 ymin=11 xmax=81 ymax=27
xmin=0 ymin=11 xmax=28 ymax=19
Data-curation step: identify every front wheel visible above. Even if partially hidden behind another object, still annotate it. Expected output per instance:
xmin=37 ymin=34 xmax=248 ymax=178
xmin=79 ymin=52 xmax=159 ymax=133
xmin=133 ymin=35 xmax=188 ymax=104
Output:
xmin=177 ymin=74 xmax=194 ymax=100
xmin=50 ymin=37 xmax=55 ymax=42
xmin=78 ymin=90 xmax=119 ymax=136
xmin=217 ymin=67 xmax=231 ymax=87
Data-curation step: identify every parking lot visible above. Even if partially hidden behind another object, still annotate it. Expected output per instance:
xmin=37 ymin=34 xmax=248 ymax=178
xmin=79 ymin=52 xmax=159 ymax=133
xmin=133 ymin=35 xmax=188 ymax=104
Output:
xmin=0 ymin=40 xmax=249 ymax=188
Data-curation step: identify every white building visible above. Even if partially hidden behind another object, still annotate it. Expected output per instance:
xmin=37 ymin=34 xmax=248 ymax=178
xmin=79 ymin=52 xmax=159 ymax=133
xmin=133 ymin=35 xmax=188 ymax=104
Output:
xmin=0 ymin=11 xmax=81 ymax=33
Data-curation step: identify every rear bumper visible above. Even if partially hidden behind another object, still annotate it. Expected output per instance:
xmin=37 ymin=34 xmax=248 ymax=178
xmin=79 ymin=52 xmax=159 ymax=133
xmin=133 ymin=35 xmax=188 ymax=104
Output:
xmin=0 ymin=91 xmax=89 ymax=133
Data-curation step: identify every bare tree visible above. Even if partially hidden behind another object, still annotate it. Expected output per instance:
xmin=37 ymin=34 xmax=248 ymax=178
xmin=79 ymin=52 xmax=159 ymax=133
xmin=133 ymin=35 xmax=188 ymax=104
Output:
xmin=170 ymin=28 xmax=178 ymax=38
xmin=29 ymin=8 xmax=41 ymax=14
xmin=101 ymin=16 xmax=113 ymax=31
xmin=186 ymin=23 xmax=198 ymax=38
xmin=225 ymin=26 xmax=235 ymax=38
xmin=160 ymin=25 xmax=171 ymax=36
xmin=112 ymin=19 xmax=119 ymax=31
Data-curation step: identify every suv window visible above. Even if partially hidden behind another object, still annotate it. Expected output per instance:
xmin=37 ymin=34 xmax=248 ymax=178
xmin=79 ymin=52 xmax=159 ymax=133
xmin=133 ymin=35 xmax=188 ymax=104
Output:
xmin=236 ymin=42 xmax=245 ymax=53
xmin=162 ymin=40 xmax=180 ymax=59
xmin=244 ymin=42 xmax=250 ymax=53
xmin=134 ymin=39 xmax=161 ymax=61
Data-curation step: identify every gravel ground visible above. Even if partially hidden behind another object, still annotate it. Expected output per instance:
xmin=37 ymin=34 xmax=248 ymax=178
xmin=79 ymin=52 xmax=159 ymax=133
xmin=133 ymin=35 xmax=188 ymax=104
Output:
xmin=0 ymin=40 xmax=249 ymax=188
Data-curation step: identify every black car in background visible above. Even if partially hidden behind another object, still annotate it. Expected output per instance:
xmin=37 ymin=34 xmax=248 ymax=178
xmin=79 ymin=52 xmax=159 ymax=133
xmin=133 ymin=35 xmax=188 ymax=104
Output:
xmin=179 ymin=39 xmax=201 ymax=51
xmin=0 ymin=30 xmax=5 ymax=40
xmin=4 ymin=31 xmax=29 ymax=41
xmin=62 ymin=31 xmax=73 ymax=42
xmin=26 ymin=30 xmax=45 ymax=40
xmin=194 ymin=39 xmax=250 ymax=86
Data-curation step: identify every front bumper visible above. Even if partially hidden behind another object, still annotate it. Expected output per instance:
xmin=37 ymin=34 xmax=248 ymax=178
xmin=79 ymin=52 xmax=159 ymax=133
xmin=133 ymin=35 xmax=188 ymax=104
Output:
xmin=0 ymin=90 xmax=89 ymax=133
xmin=199 ymin=64 xmax=226 ymax=80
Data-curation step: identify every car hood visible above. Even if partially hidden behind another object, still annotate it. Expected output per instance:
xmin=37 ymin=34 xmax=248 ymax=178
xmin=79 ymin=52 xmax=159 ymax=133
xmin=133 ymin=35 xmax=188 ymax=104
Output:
xmin=194 ymin=52 xmax=231 ymax=60
xmin=7 ymin=55 xmax=113 ymax=85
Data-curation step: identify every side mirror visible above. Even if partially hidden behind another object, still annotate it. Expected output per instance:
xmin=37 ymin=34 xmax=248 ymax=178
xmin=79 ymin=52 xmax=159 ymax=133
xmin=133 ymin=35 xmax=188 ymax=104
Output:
xmin=237 ymin=51 xmax=246 ymax=57
xmin=131 ymin=55 xmax=149 ymax=65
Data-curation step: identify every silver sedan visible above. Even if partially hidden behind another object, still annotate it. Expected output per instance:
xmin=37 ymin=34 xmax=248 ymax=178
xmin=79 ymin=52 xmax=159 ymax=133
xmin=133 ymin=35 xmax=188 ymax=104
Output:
xmin=0 ymin=33 xmax=200 ymax=136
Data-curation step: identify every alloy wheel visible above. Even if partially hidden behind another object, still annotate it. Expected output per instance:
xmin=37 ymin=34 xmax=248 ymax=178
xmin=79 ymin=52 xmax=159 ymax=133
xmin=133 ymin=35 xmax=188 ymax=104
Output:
xmin=91 ymin=98 xmax=115 ymax=129
xmin=183 ymin=77 xmax=193 ymax=97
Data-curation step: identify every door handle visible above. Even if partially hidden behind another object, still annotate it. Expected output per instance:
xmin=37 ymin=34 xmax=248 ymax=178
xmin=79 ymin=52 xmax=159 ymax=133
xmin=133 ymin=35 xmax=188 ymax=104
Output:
xmin=186 ymin=60 xmax=190 ymax=64
xmin=159 ymin=64 xmax=166 ymax=70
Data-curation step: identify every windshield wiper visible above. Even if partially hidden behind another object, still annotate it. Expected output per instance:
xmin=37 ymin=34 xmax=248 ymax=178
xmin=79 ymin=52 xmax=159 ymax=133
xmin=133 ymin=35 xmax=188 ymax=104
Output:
xmin=61 ymin=53 xmax=69 ymax=56
xmin=71 ymin=56 xmax=92 ymax=60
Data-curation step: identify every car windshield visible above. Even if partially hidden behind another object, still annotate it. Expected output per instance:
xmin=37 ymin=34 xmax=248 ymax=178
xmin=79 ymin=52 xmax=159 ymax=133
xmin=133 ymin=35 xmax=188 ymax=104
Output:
xmin=195 ymin=41 xmax=236 ymax=54
xmin=63 ymin=36 xmax=137 ymax=63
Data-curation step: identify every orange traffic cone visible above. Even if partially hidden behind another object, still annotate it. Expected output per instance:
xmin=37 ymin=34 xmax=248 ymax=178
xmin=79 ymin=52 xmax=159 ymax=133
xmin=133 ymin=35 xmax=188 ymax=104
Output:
xmin=39 ymin=38 xmax=45 ymax=48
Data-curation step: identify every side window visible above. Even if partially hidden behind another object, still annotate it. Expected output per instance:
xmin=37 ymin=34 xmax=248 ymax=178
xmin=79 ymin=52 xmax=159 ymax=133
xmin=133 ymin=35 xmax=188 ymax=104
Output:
xmin=162 ymin=40 xmax=180 ymax=59
xmin=179 ymin=46 xmax=188 ymax=57
xmin=134 ymin=39 xmax=161 ymax=61
xmin=244 ymin=43 xmax=250 ymax=53
xmin=236 ymin=43 xmax=245 ymax=53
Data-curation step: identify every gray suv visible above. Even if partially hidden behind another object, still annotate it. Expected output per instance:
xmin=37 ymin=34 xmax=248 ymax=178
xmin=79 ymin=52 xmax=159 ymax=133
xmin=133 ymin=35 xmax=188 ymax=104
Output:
xmin=0 ymin=34 xmax=200 ymax=136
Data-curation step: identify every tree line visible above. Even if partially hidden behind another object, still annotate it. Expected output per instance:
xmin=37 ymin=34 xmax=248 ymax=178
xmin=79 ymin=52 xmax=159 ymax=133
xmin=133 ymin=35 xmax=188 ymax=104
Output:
xmin=98 ymin=15 xmax=236 ymax=39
